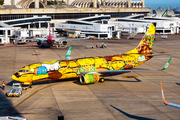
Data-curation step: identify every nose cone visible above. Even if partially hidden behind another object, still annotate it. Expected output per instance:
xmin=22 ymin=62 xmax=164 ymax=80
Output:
xmin=47 ymin=35 xmax=55 ymax=45
xmin=12 ymin=74 xmax=19 ymax=81
xmin=12 ymin=73 xmax=32 ymax=85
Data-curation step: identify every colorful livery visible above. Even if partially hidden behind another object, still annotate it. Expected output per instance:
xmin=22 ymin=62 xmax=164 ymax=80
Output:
xmin=12 ymin=23 xmax=171 ymax=85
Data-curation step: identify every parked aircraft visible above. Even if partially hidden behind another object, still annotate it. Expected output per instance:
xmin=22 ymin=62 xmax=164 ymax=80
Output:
xmin=12 ymin=23 xmax=172 ymax=86
xmin=161 ymin=10 xmax=180 ymax=18
xmin=36 ymin=23 xmax=87 ymax=48
xmin=160 ymin=81 xmax=180 ymax=109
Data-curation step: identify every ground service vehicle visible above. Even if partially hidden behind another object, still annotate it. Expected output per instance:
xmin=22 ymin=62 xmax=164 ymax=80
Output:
xmin=6 ymin=83 xmax=22 ymax=97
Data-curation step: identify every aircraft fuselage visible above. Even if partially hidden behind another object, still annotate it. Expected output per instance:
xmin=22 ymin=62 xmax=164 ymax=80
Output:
xmin=12 ymin=53 xmax=152 ymax=85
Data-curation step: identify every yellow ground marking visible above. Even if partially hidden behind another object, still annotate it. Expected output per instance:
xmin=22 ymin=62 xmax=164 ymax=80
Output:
xmin=123 ymin=76 xmax=137 ymax=78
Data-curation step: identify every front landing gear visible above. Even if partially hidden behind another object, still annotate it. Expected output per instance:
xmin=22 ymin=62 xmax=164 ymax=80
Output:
xmin=29 ymin=83 xmax=32 ymax=88
xmin=99 ymin=78 xmax=105 ymax=83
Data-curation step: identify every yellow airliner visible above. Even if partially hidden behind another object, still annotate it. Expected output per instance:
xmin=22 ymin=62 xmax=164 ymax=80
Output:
xmin=12 ymin=23 xmax=172 ymax=86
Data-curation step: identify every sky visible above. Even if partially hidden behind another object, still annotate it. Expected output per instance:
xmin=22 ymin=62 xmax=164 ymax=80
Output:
xmin=132 ymin=0 xmax=180 ymax=9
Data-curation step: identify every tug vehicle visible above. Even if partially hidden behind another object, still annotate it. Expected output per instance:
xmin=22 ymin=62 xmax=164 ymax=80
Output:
xmin=6 ymin=83 xmax=22 ymax=97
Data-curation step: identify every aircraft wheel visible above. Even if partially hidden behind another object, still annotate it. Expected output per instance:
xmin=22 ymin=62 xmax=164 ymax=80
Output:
xmin=99 ymin=78 xmax=105 ymax=83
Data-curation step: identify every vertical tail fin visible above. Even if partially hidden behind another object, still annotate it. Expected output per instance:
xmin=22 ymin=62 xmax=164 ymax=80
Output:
xmin=127 ymin=23 xmax=156 ymax=54
xmin=161 ymin=10 xmax=168 ymax=17
xmin=49 ymin=22 xmax=51 ymax=36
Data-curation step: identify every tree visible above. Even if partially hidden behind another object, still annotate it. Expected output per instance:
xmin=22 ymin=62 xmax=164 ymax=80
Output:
xmin=0 ymin=0 xmax=4 ymax=5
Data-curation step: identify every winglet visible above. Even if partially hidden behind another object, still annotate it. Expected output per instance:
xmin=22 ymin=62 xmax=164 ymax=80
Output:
xmin=162 ymin=57 xmax=172 ymax=70
xmin=160 ymin=81 xmax=169 ymax=105
xmin=160 ymin=81 xmax=180 ymax=109
xmin=65 ymin=46 xmax=72 ymax=59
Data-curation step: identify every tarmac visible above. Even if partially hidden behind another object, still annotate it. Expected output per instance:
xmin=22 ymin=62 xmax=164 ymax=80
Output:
xmin=0 ymin=34 xmax=180 ymax=120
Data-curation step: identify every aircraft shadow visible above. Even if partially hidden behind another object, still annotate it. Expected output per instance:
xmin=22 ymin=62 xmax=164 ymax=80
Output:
xmin=110 ymin=105 xmax=156 ymax=120
xmin=0 ymin=86 xmax=3 ymax=90
xmin=0 ymin=90 xmax=22 ymax=117
xmin=176 ymin=83 xmax=180 ymax=86
xmin=32 ymin=78 xmax=79 ymax=86
xmin=7 ymin=77 xmax=141 ymax=87
xmin=105 ymin=78 xmax=141 ymax=82
xmin=6 ymin=80 xmax=18 ymax=86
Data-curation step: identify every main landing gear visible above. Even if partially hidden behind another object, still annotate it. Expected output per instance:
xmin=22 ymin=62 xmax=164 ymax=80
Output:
xmin=99 ymin=78 xmax=105 ymax=83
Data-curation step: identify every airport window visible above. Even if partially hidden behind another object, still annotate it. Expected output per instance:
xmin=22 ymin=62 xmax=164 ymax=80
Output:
xmin=112 ymin=26 xmax=114 ymax=31
xmin=86 ymin=34 xmax=98 ymax=37
xmin=29 ymin=2 xmax=44 ymax=8
xmin=156 ymin=30 xmax=163 ymax=33
xmin=66 ymin=21 xmax=92 ymax=25
xmin=103 ymin=21 xmax=108 ymax=24
xmin=41 ymin=23 xmax=48 ymax=28
xmin=100 ymin=34 xmax=108 ymax=37
xmin=144 ymin=18 xmax=167 ymax=21
xmin=8 ymin=30 xmax=10 ymax=35
xmin=165 ymin=30 xmax=171 ymax=33
xmin=130 ymin=15 xmax=144 ymax=19
xmin=50 ymin=23 xmax=54 ymax=27
xmin=0 ymin=12 xmax=148 ymax=21
xmin=0 ymin=30 xmax=3 ymax=35
xmin=116 ymin=19 xmax=147 ymax=22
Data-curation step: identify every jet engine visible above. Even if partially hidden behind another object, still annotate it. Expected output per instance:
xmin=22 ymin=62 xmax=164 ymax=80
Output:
xmin=80 ymin=74 xmax=100 ymax=84
xmin=37 ymin=41 xmax=41 ymax=45
xmin=62 ymin=41 xmax=67 ymax=45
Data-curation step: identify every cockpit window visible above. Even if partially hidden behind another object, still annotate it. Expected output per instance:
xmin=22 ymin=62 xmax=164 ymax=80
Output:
xmin=19 ymin=70 xmax=29 ymax=73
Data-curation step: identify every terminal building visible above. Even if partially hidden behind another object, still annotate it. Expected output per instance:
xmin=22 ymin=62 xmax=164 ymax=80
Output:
xmin=0 ymin=0 xmax=151 ymax=44
xmin=0 ymin=0 xmax=151 ymax=22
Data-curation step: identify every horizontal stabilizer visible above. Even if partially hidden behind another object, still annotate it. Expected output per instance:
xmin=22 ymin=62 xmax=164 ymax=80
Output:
xmin=146 ymin=52 xmax=179 ymax=57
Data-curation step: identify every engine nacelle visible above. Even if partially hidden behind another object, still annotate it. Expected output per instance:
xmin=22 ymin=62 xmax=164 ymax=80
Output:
xmin=37 ymin=41 xmax=41 ymax=45
xmin=62 ymin=41 xmax=67 ymax=45
xmin=80 ymin=74 xmax=99 ymax=84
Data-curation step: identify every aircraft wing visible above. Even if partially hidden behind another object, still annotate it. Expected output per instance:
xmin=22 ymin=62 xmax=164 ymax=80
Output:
xmin=146 ymin=52 xmax=179 ymax=57
xmin=54 ymin=37 xmax=89 ymax=42
xmin=80 ymin=57 xmax=172 ymax=75
xmin=160 ymin=81 xmax=180 ymax=109
xmin=36 ymin=38 xmax=47 ymax=41
xmin=25 ymin=37 xmax=37 ymax=42
xmin=36 ymin=38 xmax=47 ymax=43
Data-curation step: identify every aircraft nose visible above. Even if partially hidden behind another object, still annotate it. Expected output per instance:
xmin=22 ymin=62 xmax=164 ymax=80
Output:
xmin=12 ymin=74 xmax=19 ymax=81
xmin=12 ymin=72 xmax=21 ymax=81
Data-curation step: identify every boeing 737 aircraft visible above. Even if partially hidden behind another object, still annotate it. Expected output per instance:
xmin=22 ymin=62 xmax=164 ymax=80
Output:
xmin=12 ymin=23 xmax=172 ymax=86
xmin=37 ymin=22 xmax=87 ymax=48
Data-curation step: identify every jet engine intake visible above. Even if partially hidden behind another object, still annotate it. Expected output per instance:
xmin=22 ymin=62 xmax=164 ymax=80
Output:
xmin=80 ymin=74 xmax=99 ymax=84
xmin=62 ymin=41 xmax=67 ymax=45
xmin=37 ymin=41 xmax=41 ymax=45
